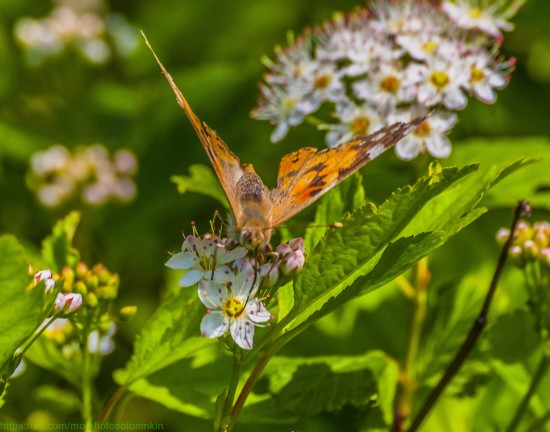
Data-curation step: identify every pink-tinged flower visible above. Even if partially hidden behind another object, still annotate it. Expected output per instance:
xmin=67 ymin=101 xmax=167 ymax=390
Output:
xmin=260 ymin=263 xmax=280 ymax=288
xmin=441 ymin=0 xmax=515 ymax=38
xmin=198 ymin=271 xmax=271 ymax=350
xmin=463 ymin=50 xmax=509 ymax=104
xmin=392 ymin=110 xmax=456 ymax=160
xmin=166 ymin=235 xmax=247 ymax=287
xmin=34 ymin=269 xmax=56 ymax=292
xmin=541 ymin=248 xmax=550 ymax=267
xmin=281 ymin=250 xmax=305 ymax=275
xmin=54 ymin=292 xmax=83 ymax=314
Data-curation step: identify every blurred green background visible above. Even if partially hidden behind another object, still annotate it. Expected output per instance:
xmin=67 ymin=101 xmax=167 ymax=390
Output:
xmin=1 ymin=0 xmax=550 ymax=429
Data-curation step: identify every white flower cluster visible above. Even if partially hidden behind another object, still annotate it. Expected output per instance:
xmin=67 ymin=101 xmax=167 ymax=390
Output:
xmin=14 ymin=0 xmax=139 ymax=66
xmin=166 ymin=233 xmax=305 ymax=350
xmin=253 ymin=0 xmax=521 ymax=160
xmin=28 ymin=144 xmax=138 ymax=207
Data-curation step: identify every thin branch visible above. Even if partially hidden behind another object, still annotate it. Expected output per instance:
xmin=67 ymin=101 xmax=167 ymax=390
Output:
xmin=407 ymin=200 xmax=531 ymax=432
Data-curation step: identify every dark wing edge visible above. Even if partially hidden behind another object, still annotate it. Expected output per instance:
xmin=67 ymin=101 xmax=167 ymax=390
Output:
xmin=270 ymin=114 xmax=430 ymax=226
xmin=142 ymin=31 xmax=245 ymax=214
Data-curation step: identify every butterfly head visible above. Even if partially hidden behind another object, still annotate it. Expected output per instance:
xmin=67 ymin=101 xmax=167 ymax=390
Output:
xmin=240 ymin=225 xmax=272 ymax=250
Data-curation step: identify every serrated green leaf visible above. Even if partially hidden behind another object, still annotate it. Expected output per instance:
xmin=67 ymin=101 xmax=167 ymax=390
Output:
xmin=171 ymin=164 xmax=228 ymax=208
xmin=304 ymin=172 xmax=365 ymax=253
xmin=124 ymin=346 xmax=232 ymax=419
xmin=114 ymin=286 xmax=214 ymax=385
xmin=41 ymin=212 xmax=81 ymax=273
xmin=262 ymin=351 xmax=398 ymax=422
xmin=274 ymin=159 xmax=528 ymax=341
xmin=0 ymin=236 xmax=48 ymax=392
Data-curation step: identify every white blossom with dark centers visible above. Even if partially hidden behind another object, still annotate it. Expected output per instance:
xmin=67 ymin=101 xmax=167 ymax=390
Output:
xmin=198 ymin=270 xmax=271 ymax=350
xmin=166 ymin=235 xmax=247 ymax=287
xmin=253 ymin=0 xmax=520 ymax=159
xmin=391 ymin=110 xmax=457 ymax=160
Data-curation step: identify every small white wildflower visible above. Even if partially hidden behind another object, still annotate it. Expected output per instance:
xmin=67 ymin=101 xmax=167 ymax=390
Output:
xmin=166 ymin=235 xmax=247 ymax=287
xmin=442 ymin=0 xmax=514 ymax=38
xmin=393 ymin=110 xmax=457 ymax=160
xmin=324 ymin=102 xmax=383 ymax=148
xmin=198 ymin=271 xmax=271 ymax=350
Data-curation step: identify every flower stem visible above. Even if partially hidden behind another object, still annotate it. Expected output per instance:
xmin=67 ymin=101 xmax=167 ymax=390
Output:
xmin=407 ymin=200 xmax=530 ymax=432
xmin=226 ymin=346 xmax=277 ymax=431
xmin=506 ymin=343 xmax=550 ymax=432
xmin=18 ymin=315 xmax=60 ymax=357
xmin=97 ymin=385 xmax=128 ymax=422
xmin=81 ymin=332 xmax=94 ymax=431
xmin=394 ymin=258 xmax=430 ymax=431
xmin=217 ymin=353 xmax=242 ymax=431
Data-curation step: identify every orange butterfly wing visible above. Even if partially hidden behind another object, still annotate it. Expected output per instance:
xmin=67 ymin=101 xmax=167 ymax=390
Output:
xmin=271 ymin=116 xmax=428 ymax=227
xmin=143 ymin=33 xmax=244 ymax=217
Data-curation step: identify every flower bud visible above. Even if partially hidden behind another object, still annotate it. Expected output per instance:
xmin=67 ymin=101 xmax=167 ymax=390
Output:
xmin=276 ymin=243 xmax=292 ymax=256
xmin=281 ymin=250 xmax=305 ymax=275
xmin=515 ymin=220 xmax=532 ymax=243
xmin=75 ymin=262 xmax=89 ymax=278
xmin=54 ymin=293 xmax=83 ymax=315
xmin=495 ymin=227 xmax=510 ymax=245
xmin=86 ymin=292 xmax=99 ymax=308
xmin=509 ymin=244 xmax=524 ymax=266
xmin=288 ymin=237 xmax=305 ymax=253
xmin=34 ymin=269 xmax=55 ymax=292
xmin=523 ymin=240 xmax=539 ymax=260
xmin=260 ymin=263 xmax=280 ymax=288
xmin=118 ymin=305 xmax=137 ymax=321
xmin=74 ymin=280 xmax=88 ymax=295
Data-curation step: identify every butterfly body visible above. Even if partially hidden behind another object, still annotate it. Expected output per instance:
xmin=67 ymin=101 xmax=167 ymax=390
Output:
xmin=143 ymin=34 xmax=428 ymax=248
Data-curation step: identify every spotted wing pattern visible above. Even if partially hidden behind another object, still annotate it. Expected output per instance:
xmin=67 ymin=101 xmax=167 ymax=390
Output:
xmin=270 ymin=116 xmax=428 ymax=227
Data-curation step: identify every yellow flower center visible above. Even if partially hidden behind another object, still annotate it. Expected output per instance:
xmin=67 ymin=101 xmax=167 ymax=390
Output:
xmin=224 ymin=297 xmax=245 ymax=319
xmin=381 ymin=75 xmax=400 ymax=93
xmin=315 ymin=74 xmax=331 ymax=89
xmin=429 ymin=71 xmax=450 ymax=90
xmin=423 ymin=41 xmax=438 ymax=54
xmin=351 ymin=116 xmax=370 ymax=135
xmin=414 ymin=122 xmax=431 ymax=138
xmin=469 ymin=8 xmax=482 ymax=20
xmin=471 ymin=66 xmax=484 ymax=83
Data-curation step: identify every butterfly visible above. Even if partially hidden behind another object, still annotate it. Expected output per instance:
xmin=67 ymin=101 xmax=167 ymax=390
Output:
xmin=143 ymin=34 xmax=428 ymax=248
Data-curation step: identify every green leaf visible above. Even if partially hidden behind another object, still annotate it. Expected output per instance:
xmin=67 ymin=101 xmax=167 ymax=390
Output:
xmin=260 ymin=351 xmax=398 ymax=423
xmin=304 ymin=172 xmax=365 ymax=254
xmin=171 ymin=164 xmax=228 ymax=209
xmin=41 ymin=211 xmax=81 ymax=273
xmin=123 ymin=352 xmax=232 ymax=420
xmin=277 ymin=159 xmax=529 ymax=338
xmin=445 ymin=137 xmax=549 ymax=209
xmin=0 ymin=236 xmax=48 ymax=392
xmin=114 ymin=286 xmax=214 ymax=385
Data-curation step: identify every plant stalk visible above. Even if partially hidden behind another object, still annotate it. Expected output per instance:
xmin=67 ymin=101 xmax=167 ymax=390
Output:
xmin=407 ymin=200 xmax=530 ymax=432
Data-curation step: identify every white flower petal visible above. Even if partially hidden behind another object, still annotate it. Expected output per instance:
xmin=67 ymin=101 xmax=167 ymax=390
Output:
xmin=230 ymin=320 xmax=254 ymax=350
xmin=179 ymin=269 xmax=204 ymax=287
xmin=395 ymin=137 xmax=422 ymax=160
xmin=245 ymin=300 xmax=272 ymax=324
xmin=165 ymin=252 xmax=194 ymax=270
xmin=474 ymin=83 xmax=497 ymax=104
xmin=201 ymin=312 xmax=228 ymax=338
xmin=198 ymin=280 xmax=226 ymax=308
xmin=443 ymin=88 xmax=467 ymax=110
xmin=271 ymin=122 xmax=289 ymax=143
xmin=426 ymin=135 xmax=452 ymax=158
